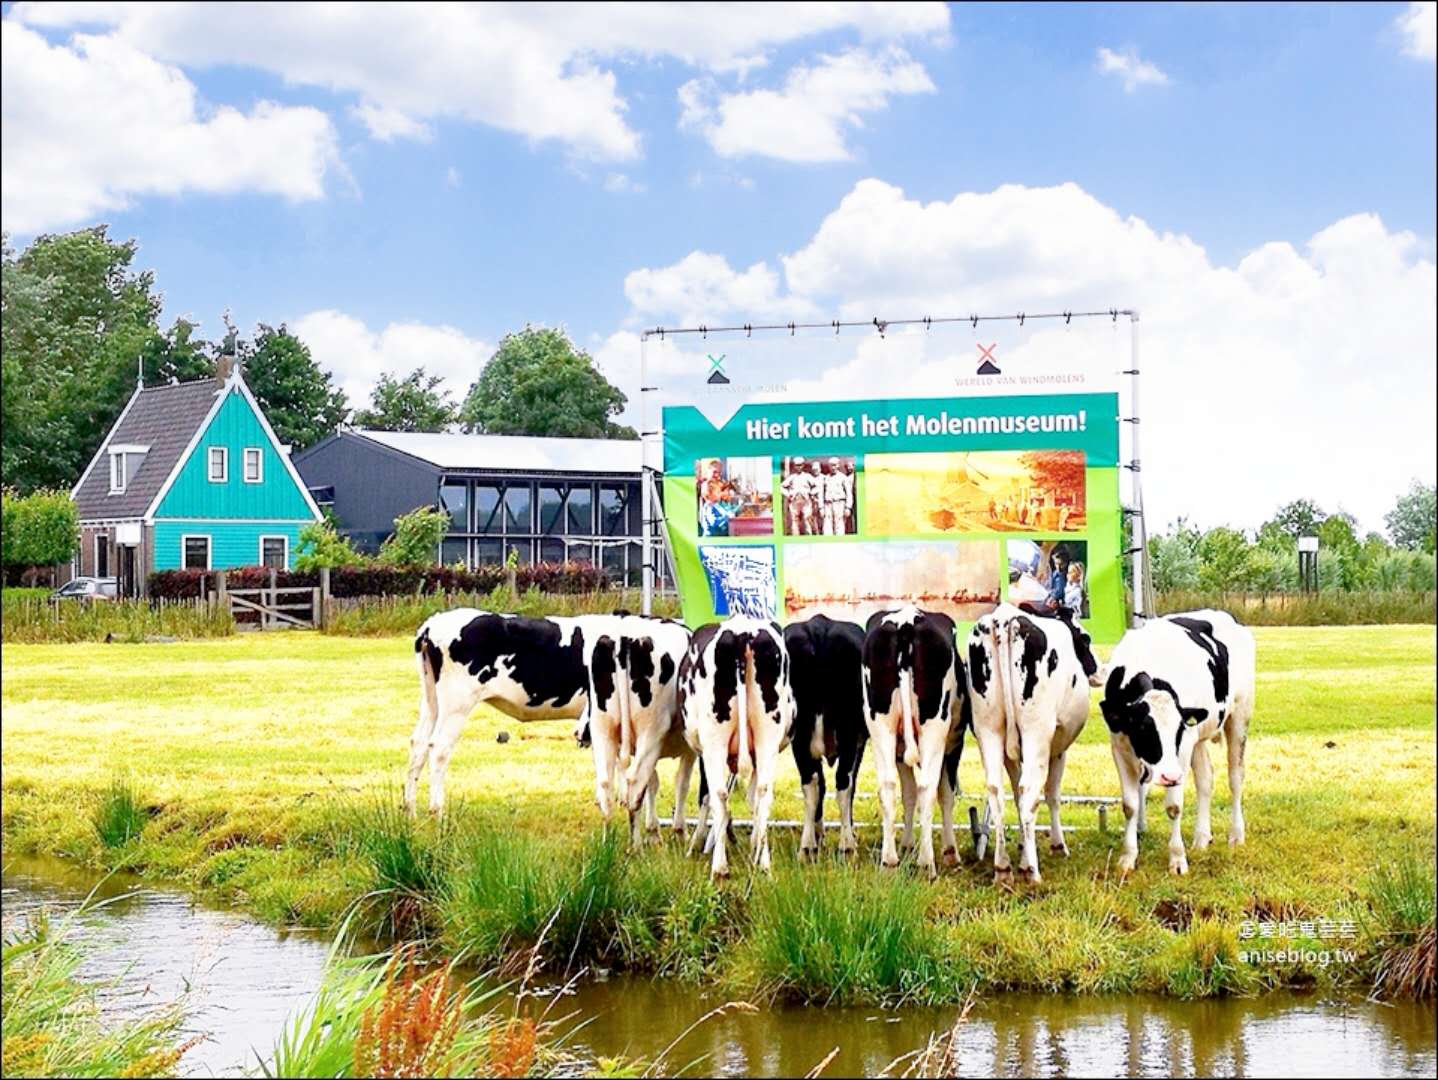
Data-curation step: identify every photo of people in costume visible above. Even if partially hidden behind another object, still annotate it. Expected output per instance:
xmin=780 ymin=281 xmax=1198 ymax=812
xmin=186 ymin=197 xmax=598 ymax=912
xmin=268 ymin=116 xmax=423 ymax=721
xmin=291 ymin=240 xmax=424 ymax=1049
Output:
xmin=1007 ymin=538 xmax=1089 ymax=618
xmin=694 ymin=456 xmax=774 ymax=537
xmin=780 ymin=454 xmax=857 ymax=536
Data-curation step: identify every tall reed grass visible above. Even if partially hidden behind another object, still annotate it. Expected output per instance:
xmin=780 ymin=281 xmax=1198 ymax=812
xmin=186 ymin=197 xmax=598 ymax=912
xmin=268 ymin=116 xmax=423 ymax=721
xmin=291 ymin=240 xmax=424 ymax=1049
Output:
xmin=1 ymin=901 xmax=188 ymax=1077
xmin=90 ymin=776 xmax=147 ymax=849
xmin=1365 ymin=852 xmax=1437 ymax=999
xmin=1 ymin=594 xmax=233 ymax=644
xmin=1154 ymin=589 xmax=1435 ymax=625
xmin=322 ymin=586 xmax=682 ymax=637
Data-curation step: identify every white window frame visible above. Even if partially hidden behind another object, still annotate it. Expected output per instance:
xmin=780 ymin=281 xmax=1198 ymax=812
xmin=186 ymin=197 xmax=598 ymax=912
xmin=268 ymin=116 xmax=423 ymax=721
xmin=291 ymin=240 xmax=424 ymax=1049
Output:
xmin=181 ymin=534 xmax=212 ymax=571
xmin=208 ymin=446 xmax=228 ymax=483
xmin=109 ymin=452 xmax=127 ymax=494
xmin=242 ymin=447 xmax=263 ymax=484
xmin=258 ymin=534 xmax=289 ymax=570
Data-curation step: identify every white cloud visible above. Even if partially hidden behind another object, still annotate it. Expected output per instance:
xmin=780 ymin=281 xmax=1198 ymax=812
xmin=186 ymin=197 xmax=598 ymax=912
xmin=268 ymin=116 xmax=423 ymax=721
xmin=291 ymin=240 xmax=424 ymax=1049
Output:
xmin=679 ymin=46 xmax=935 ymax=162
xmin=1 ymin=23 xmax=338 ymax=233
xmin=1096 ymin=46 xmax=1170 ymax=92
xmin=618 ymin=180 xmax=1436 ymax=533
xmin=290 ymin=309 xmax=491 ymax=414
xmin=603 ymin=172 xmax=647 ymax=194
xmin=624 ymin=251 xmax=817 ymax=327
xmin=1396 ymin=1 xmax=1436 ymax=60
xmin=11 ymin=2 xmax=949 ymax=164
xmin=352 ymin=102 xmax=432 ymax=143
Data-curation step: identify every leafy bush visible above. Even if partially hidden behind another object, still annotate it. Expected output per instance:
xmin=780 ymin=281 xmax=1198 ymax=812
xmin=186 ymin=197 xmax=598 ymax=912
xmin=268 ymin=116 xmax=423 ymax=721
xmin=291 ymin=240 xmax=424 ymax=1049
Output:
xmin=295 ymin=521 xmax=367 ymax=571
xmin=378 ymin=506 xmax=451 ymax=567
xmin=150 ymin=561 xmax=610 ymax=602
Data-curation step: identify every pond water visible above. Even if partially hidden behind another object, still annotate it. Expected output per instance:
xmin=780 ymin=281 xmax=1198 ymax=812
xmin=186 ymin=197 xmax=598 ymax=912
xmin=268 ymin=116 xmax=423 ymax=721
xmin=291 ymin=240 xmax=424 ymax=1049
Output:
xmin=3 ymin=856 xmax=1434 ymax=1078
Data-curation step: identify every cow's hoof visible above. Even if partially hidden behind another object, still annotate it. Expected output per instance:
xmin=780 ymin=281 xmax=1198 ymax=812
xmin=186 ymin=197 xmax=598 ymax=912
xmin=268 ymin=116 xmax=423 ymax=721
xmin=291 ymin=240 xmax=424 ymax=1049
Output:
xmin=1168 ymin=855 xmax=1189 ymax=876
xmin=1050 ymin=840 xmax=1070 ymax=856
xmin=993 ymin=866 xmax=1014 ymax=886
xmin=1193 ymin=833 xmax=1212 ymax=851
xmin=1228 ymin=830 xmax=1245 ymax=846
xmin=881 ymin=854 xmax=900 ymax=869
xmin=798 ymin=845 xmax=819 ymax=862
xmin=711 ymin=866 xmax=730 ymax=880
xmin=838 ymin=841 xmax=857 ymax=856
xmin=1117 ymin=854 xmax=1137 ymax=875
xmin=923 ymin=863 xmax=939 ymax=882
xmin=942 ymin=846 xmax=959 ymax=867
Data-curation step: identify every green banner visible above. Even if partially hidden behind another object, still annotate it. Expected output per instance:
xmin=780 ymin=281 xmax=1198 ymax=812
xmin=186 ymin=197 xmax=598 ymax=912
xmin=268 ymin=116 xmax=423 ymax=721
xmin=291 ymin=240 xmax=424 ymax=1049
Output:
xmin=662 ymin=390 xmax=1125 ymax=643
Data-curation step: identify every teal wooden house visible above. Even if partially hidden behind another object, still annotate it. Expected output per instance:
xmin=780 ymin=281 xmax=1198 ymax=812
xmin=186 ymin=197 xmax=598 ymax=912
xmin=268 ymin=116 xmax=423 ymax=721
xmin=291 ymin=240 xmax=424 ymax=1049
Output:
xmin=71 ymin=360 xmax=322 ymax=596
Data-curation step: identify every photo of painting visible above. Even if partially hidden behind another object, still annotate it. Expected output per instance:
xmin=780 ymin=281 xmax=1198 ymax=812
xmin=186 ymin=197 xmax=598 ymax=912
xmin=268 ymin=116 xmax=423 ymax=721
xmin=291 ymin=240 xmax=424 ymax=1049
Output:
xmin=783 ymin=540 xmax=1000 ymax=623
xmin=865 ymin=450 xmax=1086 ymax=535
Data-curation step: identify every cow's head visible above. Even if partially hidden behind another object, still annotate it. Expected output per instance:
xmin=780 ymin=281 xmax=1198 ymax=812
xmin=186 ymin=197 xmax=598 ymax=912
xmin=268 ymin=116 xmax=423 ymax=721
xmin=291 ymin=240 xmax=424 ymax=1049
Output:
xmin=1100 ymin=665 xmax=1190 ymax=787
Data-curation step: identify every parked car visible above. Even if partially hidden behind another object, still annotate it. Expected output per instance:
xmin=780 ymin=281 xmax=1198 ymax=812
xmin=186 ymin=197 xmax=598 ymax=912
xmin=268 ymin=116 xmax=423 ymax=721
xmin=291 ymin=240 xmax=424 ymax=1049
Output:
xmin=50 ymin=577 xmax=119 ymax=602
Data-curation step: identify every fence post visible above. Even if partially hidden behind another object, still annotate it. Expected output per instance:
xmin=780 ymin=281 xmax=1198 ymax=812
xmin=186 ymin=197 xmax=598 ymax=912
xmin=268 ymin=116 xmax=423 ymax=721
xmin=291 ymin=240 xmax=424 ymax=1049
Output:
xmin=319 ymin=566 xmax=331 ymax=630
xmin=216 ymin=570 xmax=228 ymax=620
xmin=506 ymin=565 xmax=518 ymax=597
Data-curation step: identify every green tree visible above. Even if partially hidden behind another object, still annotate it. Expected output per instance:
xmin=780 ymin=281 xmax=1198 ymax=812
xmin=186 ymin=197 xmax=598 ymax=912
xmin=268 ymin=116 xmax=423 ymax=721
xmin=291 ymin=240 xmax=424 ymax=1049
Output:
xmin=1316 ymin=513 xmax=1364 ymax=590
xmin=352 ymin=368 xmax=457 ymax=432
xmin=459 ymin=326 xmax=635 ymax=439
xmin=1264 ymin=498 xmax=1325 ymax=540
xmin=378 ymin=505 xmax=450 ymax=567
xmin=1197 ymin=526 xmax=1252 ymax=592
xmin=1385 ymin=480 xmax=1436 ymax=553
xmin=1 ymin=228 xmax=163 ymax=492
xmin=239 ymin=324 xmax=348 ymax=449
xmin=1 ymin=488 xmax=78 ymax=581
xmin=1149 ymin=518 xmax=1201 ymax=591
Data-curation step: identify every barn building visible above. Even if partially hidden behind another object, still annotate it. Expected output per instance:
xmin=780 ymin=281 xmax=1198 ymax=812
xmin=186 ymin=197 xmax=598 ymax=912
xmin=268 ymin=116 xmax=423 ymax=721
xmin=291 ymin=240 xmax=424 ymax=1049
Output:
xmin=291 ymin=430 xmax=654 ymax=585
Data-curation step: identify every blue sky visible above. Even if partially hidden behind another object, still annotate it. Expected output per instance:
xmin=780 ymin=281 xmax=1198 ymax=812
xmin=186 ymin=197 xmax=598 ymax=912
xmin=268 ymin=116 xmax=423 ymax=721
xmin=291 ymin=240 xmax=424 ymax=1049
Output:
xmin=3 ymin=2 xmax=1435 ymax=530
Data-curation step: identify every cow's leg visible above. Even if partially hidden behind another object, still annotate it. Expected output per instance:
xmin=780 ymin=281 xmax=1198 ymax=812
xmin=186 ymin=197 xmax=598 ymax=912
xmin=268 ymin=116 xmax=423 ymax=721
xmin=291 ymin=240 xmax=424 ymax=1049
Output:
xmin=425 ymin=702 xmax=472 ymax=815
xmin=1046 ymin=749 xmax=1070 ymax=856
xmin=749 ymin=746 xmax=781 ymax=874
xmin=1164 ymin=770 xmax=1189 ymax=876
xmin=793 ymin=736 xmax=823 ymax=859
xmin=939 ymin=743 xmax=962 ymax=867
xmin=645 ymin=772 xmax=662 ymax=835
xmin=1191 ymin=740 xmax=1214 ymax=851
xmin=870 ymin=721 xmax=901 ymax=868
xmin=835 ymin=737 xmax=865 ymax=855
xmin=1225 ymin=717 xmax=1248 ymax=846
xmin=588 ymin=714 xmax=618 ymax=821
xmin=700 ymin=740 xmax=733 ymax=879
xmin=975 ymin=725 xmax=1011 ymax=879
xmin=672 ymin=750 xmax=695 ymax=843
xmin=1015 ymin=733 xmax=1052 ymax=884
xmin=898 ymin=762 xmax=918 ymax=853
xmin=404 ymin=687 xmax=439 ymax=816
xmin=1004 ymin=753 xmax=1027 ymax=873
xmin=1112 ymin=739 xmax=1143 ymax=875
xmin=688 ymin=759 xmax=711 ymax=858
xmin=624 ymin=733 xmax=665 ymax=847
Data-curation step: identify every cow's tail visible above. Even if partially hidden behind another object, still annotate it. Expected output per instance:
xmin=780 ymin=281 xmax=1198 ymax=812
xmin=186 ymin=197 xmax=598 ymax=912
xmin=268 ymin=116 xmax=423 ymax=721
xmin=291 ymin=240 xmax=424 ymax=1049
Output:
xmin=899 ymin=667 xmax=920 ymax=768
xmin=998 ymin=616 xmax=1022 ymax=764
xmin=736 ymin=635 xmax=754 ymax=784
xmin=416 ymin=625 xmax=441 ymax=730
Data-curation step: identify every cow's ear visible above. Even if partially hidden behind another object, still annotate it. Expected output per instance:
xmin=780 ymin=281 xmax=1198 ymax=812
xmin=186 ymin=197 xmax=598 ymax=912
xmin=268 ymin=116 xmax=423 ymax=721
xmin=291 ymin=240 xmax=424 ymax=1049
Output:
xmin=1100 ymin=696 xmax=1125 ymax=734
xmin=1104 ymin=664 xmax=1126 ymax=700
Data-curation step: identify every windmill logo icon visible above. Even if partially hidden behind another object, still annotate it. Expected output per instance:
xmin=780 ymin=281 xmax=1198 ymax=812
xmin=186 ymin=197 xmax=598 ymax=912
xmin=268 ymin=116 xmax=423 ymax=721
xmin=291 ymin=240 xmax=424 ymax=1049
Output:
xmin=706 ymin=354 xmax=730 ymax=385
xmin=975 ymin=343 xmax=1001 ymax=375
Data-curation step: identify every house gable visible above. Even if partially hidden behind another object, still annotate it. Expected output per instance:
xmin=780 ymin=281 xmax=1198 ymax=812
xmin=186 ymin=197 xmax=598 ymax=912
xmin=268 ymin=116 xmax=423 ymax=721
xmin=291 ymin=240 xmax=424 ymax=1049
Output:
xmin=151 ymin=383 xmax=319 ymax=522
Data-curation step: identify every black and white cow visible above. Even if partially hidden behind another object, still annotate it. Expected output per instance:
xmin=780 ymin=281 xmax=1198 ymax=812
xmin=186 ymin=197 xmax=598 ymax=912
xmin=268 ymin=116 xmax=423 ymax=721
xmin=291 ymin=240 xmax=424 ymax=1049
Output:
xmin=581 ymin=615 xmax=695 ymax=845
xmin=678 ymin=617 xmax=794 ymax=878
xmin=966 ymin=603 xmax=1097 ymax=883
xmin=1100 ymin=610 xmax=1255 ymax=876
xmin=783 ymin=614 xmax=868 ymax=857
xmin=861 ymin=607 xmax=965 ymax=877
xmin=409 ymin=609 xmax=590 ymax=814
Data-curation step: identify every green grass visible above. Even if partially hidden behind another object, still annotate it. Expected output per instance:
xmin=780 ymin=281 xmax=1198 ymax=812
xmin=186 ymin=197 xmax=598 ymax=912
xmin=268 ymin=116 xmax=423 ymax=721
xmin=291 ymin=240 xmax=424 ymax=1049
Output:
xmin=2 ymin=625 xmax=1434 ymax=1003
xmin=1154 ymin=589 xmax=1435 ymax=626
xmin=1 ymin=594 xmax=234 ymax=644
xmin=90 ymin=776 xmax=146 ymax=849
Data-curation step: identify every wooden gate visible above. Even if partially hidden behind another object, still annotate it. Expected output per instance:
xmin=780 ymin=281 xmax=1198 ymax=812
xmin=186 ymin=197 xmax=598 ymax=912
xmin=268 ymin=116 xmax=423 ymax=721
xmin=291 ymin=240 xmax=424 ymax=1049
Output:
xmin=212 ymin=569 xmax=327 ymax=630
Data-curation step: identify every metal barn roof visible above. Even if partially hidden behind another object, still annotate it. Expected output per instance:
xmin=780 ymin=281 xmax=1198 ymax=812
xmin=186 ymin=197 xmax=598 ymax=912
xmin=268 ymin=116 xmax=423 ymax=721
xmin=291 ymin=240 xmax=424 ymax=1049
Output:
xmin=352 ymin=429 xmax=643 ymax=474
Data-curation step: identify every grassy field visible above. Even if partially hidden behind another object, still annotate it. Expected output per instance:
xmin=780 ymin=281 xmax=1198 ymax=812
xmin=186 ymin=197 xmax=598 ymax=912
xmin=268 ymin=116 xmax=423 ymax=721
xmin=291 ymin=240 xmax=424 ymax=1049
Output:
xmin=2 ymin=625 xmax=1433 ymax=1003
